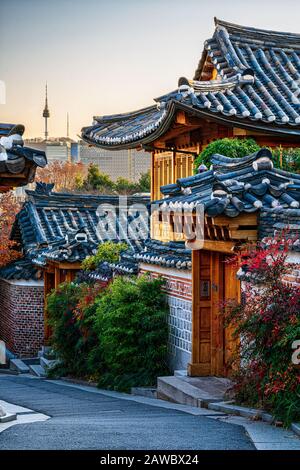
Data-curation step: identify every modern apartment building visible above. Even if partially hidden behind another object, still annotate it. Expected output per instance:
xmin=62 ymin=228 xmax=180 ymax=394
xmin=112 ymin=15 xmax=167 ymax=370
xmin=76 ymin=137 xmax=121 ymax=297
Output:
xmin=77 ymin=141 xmax=150 ymax=182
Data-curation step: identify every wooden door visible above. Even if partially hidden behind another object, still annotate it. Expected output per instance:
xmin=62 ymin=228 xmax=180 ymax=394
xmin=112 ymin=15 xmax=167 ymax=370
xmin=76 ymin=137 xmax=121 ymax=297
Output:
xmin=188 ymin=250 xmax=239 ymax=377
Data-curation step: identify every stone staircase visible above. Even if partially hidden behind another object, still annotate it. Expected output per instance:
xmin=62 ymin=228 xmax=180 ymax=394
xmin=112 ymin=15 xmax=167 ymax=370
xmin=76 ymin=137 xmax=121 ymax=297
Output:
xmin=157 ymin=370 xmax=233 ymax=408
xmin=8 ymin=347 xmax=58 ymax=378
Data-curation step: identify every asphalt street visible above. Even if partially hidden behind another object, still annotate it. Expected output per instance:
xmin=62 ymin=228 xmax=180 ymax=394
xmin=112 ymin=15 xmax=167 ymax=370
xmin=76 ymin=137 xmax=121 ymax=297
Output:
xmin=0 ymin=375 xmax=255 ymax=450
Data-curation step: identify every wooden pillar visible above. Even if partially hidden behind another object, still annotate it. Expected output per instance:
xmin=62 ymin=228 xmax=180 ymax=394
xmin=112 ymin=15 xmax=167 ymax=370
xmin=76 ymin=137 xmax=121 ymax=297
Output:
xmin=150 ymin=151 xmax=155 ymax=200
xmin=66 ymin=270 xmax=73 ymax=283
xmin=171 ymin=150 xmax=176 ymax=184
xmin=54 ymin=267 xmax=61 ymax=289
xmin=188 ymin=250 xmax=212 ymax=376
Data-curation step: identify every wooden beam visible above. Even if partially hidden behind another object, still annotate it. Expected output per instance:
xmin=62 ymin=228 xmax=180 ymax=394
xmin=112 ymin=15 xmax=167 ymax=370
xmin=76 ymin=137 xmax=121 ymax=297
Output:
xmin=153 ymin=124 xmax=200 ymax=145
xmin=212 ymin=213 xmax=257 ymax=227
xmin=175 ymin=111 xmax=203 ymax=127
xmin=229 ymin=229 xmax=257 ymax=240
xmin=202 ymin=240 xmax=236 ymax=253
xmin=49 ymin=261 xmax=82 ymax=270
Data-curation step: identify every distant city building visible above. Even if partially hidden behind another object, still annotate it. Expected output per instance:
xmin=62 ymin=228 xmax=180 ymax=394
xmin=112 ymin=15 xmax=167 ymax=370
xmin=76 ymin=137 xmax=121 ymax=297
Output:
xmin=77 ymin=141 xmax=150 ymax=182
xmin=24 ymin=138 xmax=78 ymax=163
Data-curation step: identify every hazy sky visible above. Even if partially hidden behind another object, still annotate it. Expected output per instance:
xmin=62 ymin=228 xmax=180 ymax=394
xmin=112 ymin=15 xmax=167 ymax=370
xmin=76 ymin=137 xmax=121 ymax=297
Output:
xmin=1 ymin=0 xmax=300 ymax=139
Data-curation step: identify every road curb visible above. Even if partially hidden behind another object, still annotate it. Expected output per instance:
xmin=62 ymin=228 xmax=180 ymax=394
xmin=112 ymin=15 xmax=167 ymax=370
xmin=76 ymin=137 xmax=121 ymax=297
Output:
xmin=207 ymin=401 xmax=300 ymax=438
xmin=291 ymin=423 xmax=300 ymax=437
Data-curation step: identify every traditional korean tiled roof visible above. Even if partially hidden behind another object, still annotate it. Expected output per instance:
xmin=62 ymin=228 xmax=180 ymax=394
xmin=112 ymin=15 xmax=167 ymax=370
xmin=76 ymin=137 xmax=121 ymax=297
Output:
xmin=0 ymin=258 xmax=41 ymax=281
xmin=82 ymin=19 xmax=300 ymax=149
xmin=131 ymin=239 xmax=192 ymax=270
xmin=80 ymin=238 xmax=192 ymax=284
xmin=156 ymin=148 xmax=300 ymax=247
xmin=76 ymin=262 xmax=115 ymax=284
xmin=0 ymin=123 xmax=47 ymax=181
xmin=11 ymin=183 xmax=150 ymax=267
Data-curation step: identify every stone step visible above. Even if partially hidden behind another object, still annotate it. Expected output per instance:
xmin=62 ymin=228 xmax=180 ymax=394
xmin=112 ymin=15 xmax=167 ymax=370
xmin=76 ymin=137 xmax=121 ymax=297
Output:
xmin=174 ymin=370 xmax=187 ymax=377
xmin=131 ymin=387 xmax=157 ymax=398
xmin=40 ymin=356 xmax=58 ymax=370
xmin=9 ymin=359 xmax=30 ymax=374
xmin=157 ymin=376 xmax=228 ymax=408
xmin=22 ymin=357 xmax=40 ymax=366
xmin=28 ymin=364 xmax=46 ymax=378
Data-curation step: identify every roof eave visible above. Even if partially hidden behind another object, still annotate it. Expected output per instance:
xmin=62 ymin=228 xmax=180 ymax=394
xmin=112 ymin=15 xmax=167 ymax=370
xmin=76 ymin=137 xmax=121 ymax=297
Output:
xmin=81 ymin=101 xmax=180 ymax=150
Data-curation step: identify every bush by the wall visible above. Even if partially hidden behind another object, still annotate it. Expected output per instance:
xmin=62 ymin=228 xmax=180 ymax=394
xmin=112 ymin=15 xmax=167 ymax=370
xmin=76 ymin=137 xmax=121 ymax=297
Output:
xmin=93 ymin=275 xmax=169 ymax=391
xmin=194 ymin=138 xmax=300 ymax=174
xmin=46 ymin=282 xmax=103 ymax=378
xmin=194 ymin=138 xmax=260 ymax=171
xmin=46 ymin=274 xmax=169 ymax=390
xmin=225 ymin=237 xmax=300 ymax=426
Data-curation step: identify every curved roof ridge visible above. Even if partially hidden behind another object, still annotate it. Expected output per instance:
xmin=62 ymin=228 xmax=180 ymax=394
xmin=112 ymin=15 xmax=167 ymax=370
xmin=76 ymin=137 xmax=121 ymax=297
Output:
xmin=210 ymin=148 xmax=272 ymax=166
xmin=93 ymin=104 xmax=158 ymax=123
xmin=214 ymin=18 xmax=300 ymax=44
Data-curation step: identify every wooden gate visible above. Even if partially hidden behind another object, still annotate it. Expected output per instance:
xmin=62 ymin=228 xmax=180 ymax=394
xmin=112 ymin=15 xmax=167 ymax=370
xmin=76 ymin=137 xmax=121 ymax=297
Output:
xmin=188 ymin=250 xmax=240 ymax=377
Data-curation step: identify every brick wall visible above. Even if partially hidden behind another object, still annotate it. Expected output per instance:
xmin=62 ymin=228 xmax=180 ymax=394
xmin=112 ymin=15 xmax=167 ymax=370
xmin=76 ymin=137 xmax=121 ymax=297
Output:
xmin=140 ymin=264 xmax=192 ymax=372
xmin=0 ymin=279 xmax=44 ymax=357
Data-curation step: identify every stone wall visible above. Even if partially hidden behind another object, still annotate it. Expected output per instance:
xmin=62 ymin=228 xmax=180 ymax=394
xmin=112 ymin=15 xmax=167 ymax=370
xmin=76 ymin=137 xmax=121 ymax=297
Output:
xmin=140 ymin=264 xmax=192 ymax=372
xmin=0 ymin=278 xmax=44 ymax=357
xmin=284 ymin=252 xmax=300 ymax=288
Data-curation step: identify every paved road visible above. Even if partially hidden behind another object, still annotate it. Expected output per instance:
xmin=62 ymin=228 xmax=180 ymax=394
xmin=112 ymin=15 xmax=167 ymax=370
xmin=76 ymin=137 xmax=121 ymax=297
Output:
xmin=0 ymin=375 xmax=255 ymax=450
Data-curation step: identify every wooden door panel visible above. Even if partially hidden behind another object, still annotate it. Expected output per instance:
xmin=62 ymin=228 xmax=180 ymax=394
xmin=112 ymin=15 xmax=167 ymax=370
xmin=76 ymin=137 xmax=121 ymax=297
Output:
xmin=224 ymin=262 xmax=240 ymax=375
xmin=190 ymin=250 xmax=240 ymax=377
xmin=199 ymin=257 xmax=211 ymax=362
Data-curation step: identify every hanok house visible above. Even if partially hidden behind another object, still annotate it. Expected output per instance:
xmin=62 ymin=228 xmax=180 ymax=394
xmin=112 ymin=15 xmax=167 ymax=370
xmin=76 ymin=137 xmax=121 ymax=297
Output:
xmin=0 ymin=123 xmax=47 ymax=191
xmin=0 ymin=123 xmax=46 ymax=358
xmin=81 ymin=19 xmax=300 ymax=376
xmin=0 ymin=182 xmax=149 ymax=357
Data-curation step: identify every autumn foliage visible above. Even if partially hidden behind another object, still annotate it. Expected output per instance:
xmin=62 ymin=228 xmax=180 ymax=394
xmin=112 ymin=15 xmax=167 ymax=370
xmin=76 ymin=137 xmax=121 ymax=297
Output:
xmin=0 ymin=192 xmax=21 ymax=268
xmin=225 ymin=236 xmax=300 ymax=426
xmin=36 ymin=161 xmax=88 ymax=191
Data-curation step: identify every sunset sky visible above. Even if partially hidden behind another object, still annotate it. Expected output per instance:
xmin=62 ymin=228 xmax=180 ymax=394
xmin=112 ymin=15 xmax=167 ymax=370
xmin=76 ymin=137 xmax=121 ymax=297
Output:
xmin=1 ymin=0 xmax=300 ymax=139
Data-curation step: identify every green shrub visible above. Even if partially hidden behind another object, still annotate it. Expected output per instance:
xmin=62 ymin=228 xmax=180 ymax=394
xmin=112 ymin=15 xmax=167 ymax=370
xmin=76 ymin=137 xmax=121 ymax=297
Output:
xmin=46 ymin=283 xmax=84 ymax=376
xmin=194 ymin=137 xmax=300 ymax=174
xmin=46 ymin=282 xmax=103 ymax=378
xmin=93 ymin=275 xmax=170 ymax=391
xmin=272 ymin=147 xmax=300 ymax=173
xmin=78 ymin=165 xmax=151 ymax=194
xmin=46 ymin=273 xmax=169 ymax=390
xmin=84 ymin=164 xmax=115 ymax=192
xmin=137 ymin=170 xmax=150 ymax=192
xmin=82 ymin=241 xmax=128 ymax=271
xmin=194 ymin=138 xmax=260 ymax=171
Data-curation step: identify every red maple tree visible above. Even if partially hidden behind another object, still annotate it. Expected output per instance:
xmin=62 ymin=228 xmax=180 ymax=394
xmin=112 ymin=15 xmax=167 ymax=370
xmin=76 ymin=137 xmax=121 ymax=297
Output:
xmin=0 ymin=192 xmax=21 ymax=268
